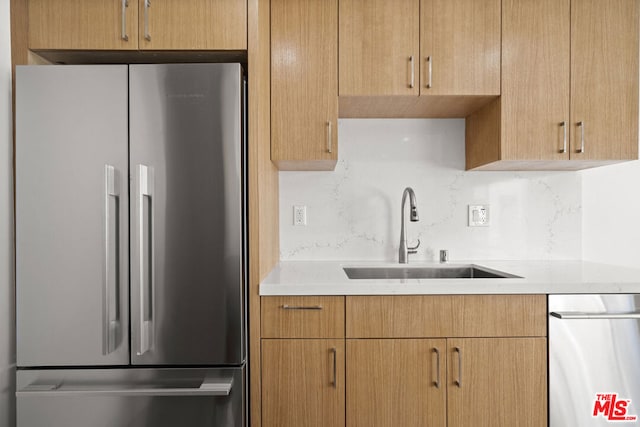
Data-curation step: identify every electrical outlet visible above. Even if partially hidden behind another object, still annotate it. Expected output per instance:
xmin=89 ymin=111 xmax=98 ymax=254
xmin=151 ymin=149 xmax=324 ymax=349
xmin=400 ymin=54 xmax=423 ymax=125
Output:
xmin=293 ymin=205 xmax=307 ymax=226
xmin=468 ymin=204 xmax=490 ymax=227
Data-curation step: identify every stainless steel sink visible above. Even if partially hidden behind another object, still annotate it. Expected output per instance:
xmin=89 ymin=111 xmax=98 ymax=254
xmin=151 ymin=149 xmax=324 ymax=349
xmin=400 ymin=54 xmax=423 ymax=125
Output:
xmin=343 ymin=265 xmax=519 ymax=280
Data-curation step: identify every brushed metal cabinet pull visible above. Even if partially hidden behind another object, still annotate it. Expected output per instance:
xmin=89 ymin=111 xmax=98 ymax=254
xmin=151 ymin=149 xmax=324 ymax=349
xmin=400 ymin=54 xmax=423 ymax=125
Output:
xmin=144 ymin=0 xmax=151 ymax=41
xmin=121 ymin=0 xmax=129 ymax=41
xmin=454 ymin=346 xmax=462 ymax=387
xmin=426 ymin=56 xmax=432 ymax=89
xmin=577 ymin=121 xmax=585 ymax=153
xmin=559 ymin=121 xmax=567 ymax=153
xmin=432 ymin=348 xmax=440 ymax=388
xmin=327 ymin=121 xmax=332 ymax=154
xmin=330 ymin=347 xmax=337 ymax=388
xmin=409 ymin=56 xmax=415 ymax=89
xmin=281 ymin=305 xmax=323 ymax=310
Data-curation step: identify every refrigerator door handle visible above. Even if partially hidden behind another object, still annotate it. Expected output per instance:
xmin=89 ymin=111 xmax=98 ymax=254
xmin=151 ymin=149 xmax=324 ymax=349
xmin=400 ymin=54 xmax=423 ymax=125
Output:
xmin=103 ymin=165 xmax=120 ymax=355
xmin=550 ymin=311 xmax=640 ymax=320
xmin=137 ymin=164 xmax=154 ymax=356
xmin=17 ymin=377 xmax=233 ymax=397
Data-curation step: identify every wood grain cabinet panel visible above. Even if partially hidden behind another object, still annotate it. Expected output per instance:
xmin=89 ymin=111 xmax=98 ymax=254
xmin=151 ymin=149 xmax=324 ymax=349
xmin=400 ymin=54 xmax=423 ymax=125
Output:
xmin=447 ymin=338 xmax=547 ymax=427
xmin=466 ymin=0 xmax=639 ymax=170
xmin=339 ymin=0 xmax=419 ymax=96
xmin=138 ymin=0 xmax=246 ymax=50
xmin=261 ymin=296 xmax=345 ymax=338
xmin=346 ymin=295 xmax=546 ymax=338
xmin=338 ymin=0 xmax=499 ymax=117
xmin=569 ymin=0 xmax=639 ymax=161
xmin=28 ymin=0 xmax=139 ymax=50
xmin=262 ymin=339 xmax=345 ymax=427
xmin=270 ymin=0 xmax=338 ymax=170
xmin=421 ymin=0 xmax=500 ymax=96
xmin=28 ymin=0 xmax=247 ymax=51
xmin=346 ymin=339 xmax=446 ymax=427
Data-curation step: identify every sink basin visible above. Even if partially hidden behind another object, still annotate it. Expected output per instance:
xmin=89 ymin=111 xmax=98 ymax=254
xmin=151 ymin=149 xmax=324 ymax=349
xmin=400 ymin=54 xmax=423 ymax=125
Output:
xmin=343 ymin=265 xmax=519 ymax=280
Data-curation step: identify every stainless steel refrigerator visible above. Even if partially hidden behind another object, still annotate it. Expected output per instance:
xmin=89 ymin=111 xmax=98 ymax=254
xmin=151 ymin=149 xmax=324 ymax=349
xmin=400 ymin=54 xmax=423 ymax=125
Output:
xmin=15 ymin=64 xmax=247 ymax=427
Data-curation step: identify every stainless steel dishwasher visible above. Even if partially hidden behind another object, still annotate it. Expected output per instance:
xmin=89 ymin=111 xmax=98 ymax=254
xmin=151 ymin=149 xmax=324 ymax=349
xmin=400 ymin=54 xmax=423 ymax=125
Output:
xmin=549 ymin=294 xmax=640 ymax=426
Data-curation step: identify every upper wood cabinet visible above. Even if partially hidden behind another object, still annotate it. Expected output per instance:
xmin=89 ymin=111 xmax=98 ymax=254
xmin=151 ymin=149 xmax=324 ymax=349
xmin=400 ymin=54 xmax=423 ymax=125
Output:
xmin=569 ymin=0 xmax=639 ymax=162
xmin=339 ymin=0 xmax=419 ymax=96
xmin=139 ymin=0 xmax=246 ymax=50
xmin=466 ymin=0 xmax=639 ymax=170
xmin=29 ymin=0 xmax=139 ymax=50
xmin=420 ymin=0 xmax=500 ymax=96
xmin=338 ymin=0 xmax=500 ymax=117
xmin=270 ymin=0 xmax=338 ymax=171
xmin=27 ymin=0 xmax=246 ymax=51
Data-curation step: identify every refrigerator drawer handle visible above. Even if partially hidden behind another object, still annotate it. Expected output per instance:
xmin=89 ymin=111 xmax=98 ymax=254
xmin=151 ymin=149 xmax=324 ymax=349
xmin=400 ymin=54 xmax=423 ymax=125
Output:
xmin=550 ymin=311 xmax=640 ymax=320
xmin=17 ymin=377 xmax=233 ymax=398
xmin=103 ymin=165 xmax=120 ymax=355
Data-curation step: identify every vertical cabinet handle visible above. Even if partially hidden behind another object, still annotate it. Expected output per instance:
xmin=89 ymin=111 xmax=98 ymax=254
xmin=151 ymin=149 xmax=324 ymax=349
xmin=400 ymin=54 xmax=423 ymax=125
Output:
xmin=144 ymin=0 xmax=151 ymax=41
xmin=121 ymin=0 xmax=129 ymax=41
xmin=577 ymin=121 xmax=585 ymax=153
xmin=103 ymin=165 xmax=120 ymax=355
xmin=426 ymin=56 xmax=432 ymax=89
xmin=137 ymin=165 xmax=154 ymax=356
xmin=330 ymin=348 xmax=337 ymax=388
xmin=432 ymin=348 xmax=440 ymax=389
xmin=454 ymin=347 xmax=462 ymax=387
xmin=327 ymin=121 xmax=332 ymax=154
xmin=559 ymin=121 xmax=567 ymax=153
xmin=409 ymin=56 xmax=415 ymax=89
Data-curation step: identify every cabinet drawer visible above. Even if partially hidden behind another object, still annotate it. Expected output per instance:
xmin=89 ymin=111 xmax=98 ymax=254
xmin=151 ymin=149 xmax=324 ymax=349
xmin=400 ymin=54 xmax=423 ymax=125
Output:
xmin=347 ymin=295 xmax=546 ymax=338
xmin=262 ymin=296 xmax=345 ymax=338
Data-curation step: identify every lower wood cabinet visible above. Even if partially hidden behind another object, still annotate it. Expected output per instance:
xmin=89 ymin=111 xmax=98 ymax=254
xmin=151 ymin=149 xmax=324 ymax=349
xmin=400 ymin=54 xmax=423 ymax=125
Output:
xmin=346 ymin=338 xmax=546 ymax=427
xmin=261 ymin=295 xmax=547 ymax=427
xmin=347 ymin=339 xmax=446 ymax=427
xmin=261 ymin=339 xmax=345 ymax=427
xmin=447 ymin=338 xmax=547 ymax=427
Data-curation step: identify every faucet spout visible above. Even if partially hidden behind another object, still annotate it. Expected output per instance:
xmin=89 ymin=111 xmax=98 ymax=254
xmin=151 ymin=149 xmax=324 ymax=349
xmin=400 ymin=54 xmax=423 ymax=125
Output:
xmin=399 ymin=187 xmax=420 ymax=264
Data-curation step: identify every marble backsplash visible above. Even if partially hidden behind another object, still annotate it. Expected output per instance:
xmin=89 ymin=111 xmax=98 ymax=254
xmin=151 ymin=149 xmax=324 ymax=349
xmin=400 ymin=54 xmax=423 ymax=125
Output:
xmin=279 ymin=119 xmax=582 ymax=262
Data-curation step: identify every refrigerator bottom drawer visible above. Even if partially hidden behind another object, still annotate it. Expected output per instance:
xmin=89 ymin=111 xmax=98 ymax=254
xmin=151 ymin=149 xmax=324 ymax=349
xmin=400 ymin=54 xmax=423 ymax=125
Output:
xmin=17 ymin=367 xmax=245 ymax=427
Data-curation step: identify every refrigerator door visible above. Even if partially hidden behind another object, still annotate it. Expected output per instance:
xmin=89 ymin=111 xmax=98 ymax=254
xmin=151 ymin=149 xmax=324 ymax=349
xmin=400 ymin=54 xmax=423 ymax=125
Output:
xmin=129 ymin=64 xmax=245 ymax=365
xmin=16 ymin=367 xmax=244 ymax=427
xmin=16 ymin=65 xmax=130 ymax=367
xmin=549 ymin=294 xmax=640 ymax=426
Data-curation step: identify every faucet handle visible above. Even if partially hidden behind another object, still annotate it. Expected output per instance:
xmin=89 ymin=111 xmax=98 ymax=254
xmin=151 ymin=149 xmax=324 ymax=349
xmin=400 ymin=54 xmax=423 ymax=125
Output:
xmin=408 ymin=239 xmax=420 ymax=254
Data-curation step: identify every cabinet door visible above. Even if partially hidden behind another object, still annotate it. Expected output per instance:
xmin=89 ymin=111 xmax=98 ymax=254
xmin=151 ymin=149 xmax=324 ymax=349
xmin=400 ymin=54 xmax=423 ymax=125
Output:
xmin=570 ymin=0 xmax=639 ymax=161
xmin=262 ymin=339 xmax=345 ymax=427
xmin=271 ymin=0 xmax=338 ymax=170
xmin=502 ymin=0 xmax=570 ymax=161
xmin=139 ymin=0 xmax=246 ymax=50
xmin=421 ymin=0 xmax=500 ymax=95
xmin=28 ymin=0 xmax=138 ymax=50
xmin=447 ymin=338 xmax=547 ymax=427
xmin=346 ymin=339 xmax=446 ymax=427
xmin=339 ymin=0 xmax=419 ymax=96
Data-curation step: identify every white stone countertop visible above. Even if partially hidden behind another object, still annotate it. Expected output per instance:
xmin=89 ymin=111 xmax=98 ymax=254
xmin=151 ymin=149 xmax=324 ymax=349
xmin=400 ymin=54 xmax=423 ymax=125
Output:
xmin=259 ymin=260 xmax=640 ymax=295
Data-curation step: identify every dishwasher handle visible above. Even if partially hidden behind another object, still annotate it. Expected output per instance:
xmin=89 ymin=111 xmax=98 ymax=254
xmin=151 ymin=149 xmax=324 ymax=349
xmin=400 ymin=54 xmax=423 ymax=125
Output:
xmin=550 ymin=311 xmax=640 ymax=320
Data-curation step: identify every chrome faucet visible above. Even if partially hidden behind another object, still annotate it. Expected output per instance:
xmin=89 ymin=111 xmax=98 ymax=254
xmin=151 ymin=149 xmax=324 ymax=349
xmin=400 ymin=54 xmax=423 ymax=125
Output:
xmin=399 ymin=187 xmax=420 ymax=263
